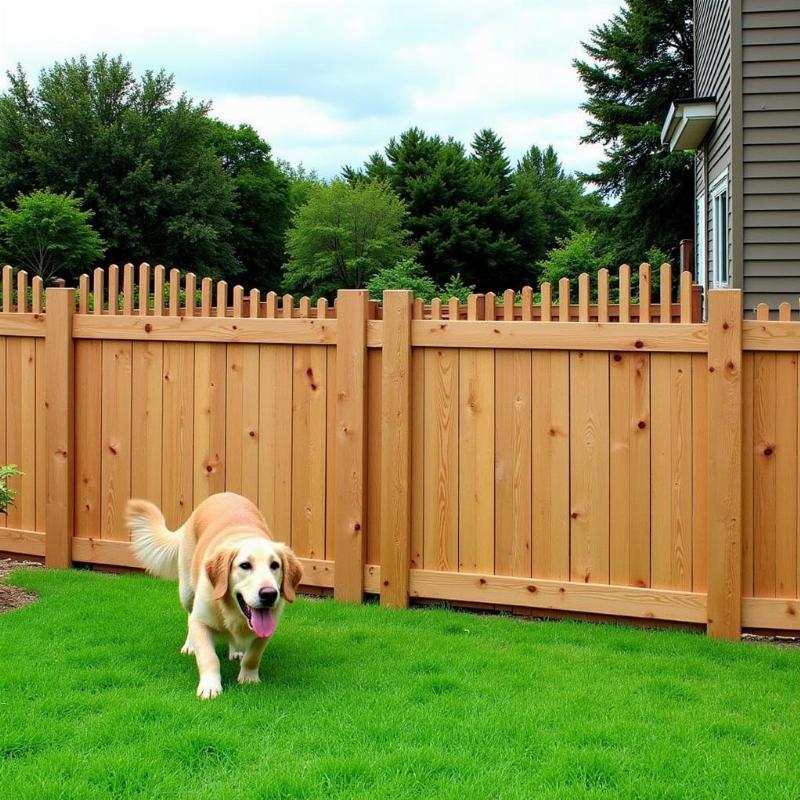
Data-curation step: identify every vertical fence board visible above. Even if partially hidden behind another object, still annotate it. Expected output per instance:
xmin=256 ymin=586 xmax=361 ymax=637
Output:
xmin=569 ymin=351 xmax=610 ymax=584
xmin=410 ymin=320 xmax=425 ymax=571
xmin=74 ymin=341 xmax=102 ymax=538
xmin=35 ymin=338 xmax=46 ymax=531
xmin=193 ymin=344 xmax=227 ymax=503
xmin=325 ymin=347 xmax=337 ymax=560
xmin=423 ymin=348 xmax=459 ymax=572
xmin=610 ymin=352 xmax=651 ymax=587
xmin=292 ymin=345 xmax=327 ymax=560
xmin=130 ymin=342 xmax=164 ymax=505
xmin=753 ymin=352 xmax=777 ymax=597
xmin=225 ymin=344 xmax=260 ymax=501
xmin=366 ymin=349 xmax=382 ymax=565
xmin=707 ymin=290 xmax=743 ymax=639
xmin=258 ymin=345 xmax=293 ymax=540
xmin=531 ymin=352 xmax=570 ymax=580
xmin=742 ymin=352 xmax=755 ymax=597
xmin=775 ymin=352 xmax=798 ymax=598
xmin=691 ymin=354 xmax=709 ymax=593
xmin=0 ymin=339 xmax=5 ymax=504
xmin=162 ymin=343 xmax=194 ymax=529
xmin=495 ymin=350 xmax=532 ymax=577
xmin=101 ymin=341 xmax=132 ymax=540
xmin=458 ymin=349 xmax=495 ymax=573
xmin=651 ymin=354 xmax=693 ymax=591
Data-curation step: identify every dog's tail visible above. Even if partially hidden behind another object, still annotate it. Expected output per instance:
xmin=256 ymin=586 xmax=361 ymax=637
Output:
xmin=126 ymin=499 xmax=180 ymax=580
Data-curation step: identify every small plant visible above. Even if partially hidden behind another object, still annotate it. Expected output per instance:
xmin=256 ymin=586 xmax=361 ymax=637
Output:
xmin=0 ymin=465 xmax=21 ymax=514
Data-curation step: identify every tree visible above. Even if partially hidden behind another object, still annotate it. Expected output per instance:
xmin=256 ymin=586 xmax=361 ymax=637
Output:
xmin=366 ymin=259 xmax=438 ymax=301
xmin=0 ymin=191 xmax=104 ymax=281
xmin=357 ymin=128 xmax=548 ymax=291
xmin=575 ymin=0 xmax=693 ymax=263
xmin=0 ymin=54 xmax=238 ymax=277
xmin=537 ymin=230 xmax=613 ymax=299
xmin=283 ymin=180 xmax=415 ymax=297
xmin=208 ymin=121 xmax=290 ymax=289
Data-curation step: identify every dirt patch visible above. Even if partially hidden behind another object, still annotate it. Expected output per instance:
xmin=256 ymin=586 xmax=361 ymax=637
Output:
xmin=0 ymin=557 xmax=41 ymax=612
xmin=742 ymin=632 xmax=800 ymax=649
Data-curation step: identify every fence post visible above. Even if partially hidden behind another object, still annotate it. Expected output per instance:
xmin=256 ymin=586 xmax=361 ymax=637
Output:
xmin=379 ymin=291 xmax=413 ymax=607
xmin=706 ymin=289 xmax=743 ymax=639
xmin=45 ymin=288 xmax=75 ymax=568
xmin=679 ymin=239 xmax=694 ymax=273
xmin=334 ymin=290 xmax=369 ymax=602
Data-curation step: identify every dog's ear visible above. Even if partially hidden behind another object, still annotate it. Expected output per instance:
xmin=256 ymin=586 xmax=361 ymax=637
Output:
xmin=205 ymin=549 xmax=235 ymax=601
xmin=279 ymin=545 xmax=303 ymax=603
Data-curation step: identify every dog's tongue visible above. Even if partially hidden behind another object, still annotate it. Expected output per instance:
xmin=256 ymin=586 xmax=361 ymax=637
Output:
xmin=251 ymin=608 xmax=276 ymax=638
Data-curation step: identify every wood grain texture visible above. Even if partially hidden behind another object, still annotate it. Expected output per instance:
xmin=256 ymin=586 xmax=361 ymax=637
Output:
xmin=610 ymin=353 xmax=651 ymax=587
xmin=74 ymin=341 xmax=102 ymax=538
xmin=531 ymin=352 xmax=570 ymax=580
xmin=494 ymin=350 xmax=532 ymax=577
xmin=458 ymin=348 xmax=495 ymax=573
xmin=691 ymin=354 xmax=709 ymax=593
xmin=225 ymin=343 xmax=260 ymax=502
xmin=192 ymin=344 xmax=226 ymax=503
xmin=366 ymin=349 xmax=382 ymax=565
xmin=707 ymin=290 xmax=743 ymax=639
xmin=569 ymin=351 xmax=610 ymax=584
xmin=753 ymin=352 xmax=777 ymax=596
xmin=161 ymin=343 xmax=194 ymax=530
xmin=130 ymin=342 xmax=164 ymax=506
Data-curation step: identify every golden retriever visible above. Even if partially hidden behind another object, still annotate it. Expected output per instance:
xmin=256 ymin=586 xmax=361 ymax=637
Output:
xmin=125 ymin=492 xmax=303 ymax=699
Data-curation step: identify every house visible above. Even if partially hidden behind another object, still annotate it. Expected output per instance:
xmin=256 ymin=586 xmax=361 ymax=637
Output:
xmin=661 ymin=1 xmax=800 ymax=313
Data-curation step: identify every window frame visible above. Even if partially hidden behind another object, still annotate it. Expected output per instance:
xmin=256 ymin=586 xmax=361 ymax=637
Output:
xmin=709 ymin=170 xmax=730 ymax=288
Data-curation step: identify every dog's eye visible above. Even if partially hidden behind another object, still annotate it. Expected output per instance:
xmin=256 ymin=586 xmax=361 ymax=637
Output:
xmin=239 ymin=562 xmax=252 ymax=571
xmin=270 ymin=561 xmax=280 ymax=570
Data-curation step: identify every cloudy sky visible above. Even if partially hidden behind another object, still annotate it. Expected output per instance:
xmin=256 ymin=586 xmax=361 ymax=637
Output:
xmin=1 ymin=0 xmax=620 ymax=178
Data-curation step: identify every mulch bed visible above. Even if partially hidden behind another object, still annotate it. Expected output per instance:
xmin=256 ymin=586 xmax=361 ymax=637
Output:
xmin=0 ymin=557 xmax=41 ymax=612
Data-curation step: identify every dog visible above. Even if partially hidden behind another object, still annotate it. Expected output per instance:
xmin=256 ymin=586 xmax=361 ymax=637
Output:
xmin=126 ymin=492 xmax=303 ymax=699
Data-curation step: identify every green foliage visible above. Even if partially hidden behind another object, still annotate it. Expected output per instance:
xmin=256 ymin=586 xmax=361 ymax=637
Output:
xmin=0 ymin=191 xmax=104 ymax=282
xmin=283 ymin=179 xmax=415 ymax=297
xmin=0 ymin=464 xmax=20 ymax=514
xmin=537 ymin=230 xmax=613 ymax=300
xmin=278 ymin=160 xmax=324 ymax=214
xmin=0 ymin=54 xmax=238 ymax=278
xmin=575 ymin=0 xmax=694 ymax=263
xmin=439 ymin=273 xmax=475 ymax=303
xmin=367 ymin=259 xmax=438 ymax=301
xmin=208 ymin=121 xmax=291 ymax=290
xmin=357 ymin=127 xmax=552 ymax=291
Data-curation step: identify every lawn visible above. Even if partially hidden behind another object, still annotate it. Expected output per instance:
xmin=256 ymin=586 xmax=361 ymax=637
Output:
xmin=1 ymin=569 xmax=799 ymax=799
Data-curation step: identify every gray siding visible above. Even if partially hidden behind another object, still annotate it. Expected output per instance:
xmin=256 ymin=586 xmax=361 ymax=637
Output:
xmin=741 ymin=0 xmax=800 ymax=312
xmin=695 ymin=0 xmax=733 ymax=289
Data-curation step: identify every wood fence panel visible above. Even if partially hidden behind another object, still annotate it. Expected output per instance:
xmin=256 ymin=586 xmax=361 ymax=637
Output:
xmin=458 ymin=348 xmax=495 ymax=573
xmin=610 ymin=352 xmax=651 ymax=587
xmin=258 ymin=344 xmax=293 ymax=541
xmin=0 ymin=339 xmax=5 ymax=496
xmin=423 ymin=348 xmax=459 ymax=572
xmin=74 ymin=341 xmax=102 ymax=537
xmin=651 ymin=354 xmax=693 ymax=591
xmin=193 ymin=343 xmax=227 ymax=503
xmin=324 ymin=347 xmax=337 ymax=559
xmin=162 ymin=343 xmax=194 ymax=530
xmin=366 ymin=348 xmax=382 ymax=565
xmin=225 ymin=343 xmax=260 ymax=502
xmin=531 ymin=352 xmax=570 ymax=580
xmin=569 ymin=351 xmax=610 ymax=584
xmin=753 ymin=352 xmax=777 ymax=597
xmin=291 ymin=345 xmax=327 ymax=559
xmin=130 ymin=342 xmax=164 ymax=505
xmin=494 ymin=350 xmax=532 ymax=577
xmin=35 ymin=338 xmax=46 ymax=531
xmin=742 ymin=352 xmax=755 ymax=597
xmin=410 ymin=344 xmax=425 ymax=571
xmin=101 ymin=341 xmax=132 ymax=539
xmin=691 ymin=354 xmax=709 ymax=593
xmin=775 ymin=352 xmax=798 ymax=598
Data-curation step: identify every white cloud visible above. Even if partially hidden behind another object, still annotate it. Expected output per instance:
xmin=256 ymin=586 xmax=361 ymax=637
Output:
xmin=0 ymin=0 xmax=621 ymax=178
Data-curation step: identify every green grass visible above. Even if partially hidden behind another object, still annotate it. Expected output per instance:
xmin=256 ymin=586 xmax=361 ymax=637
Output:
xmin=1 ymin=569 xmax=800 ymax=799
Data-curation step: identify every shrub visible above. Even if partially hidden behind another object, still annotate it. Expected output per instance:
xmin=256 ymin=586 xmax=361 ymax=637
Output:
xmin=367 ymin=259 xmax=438 ymax=301
xmin=0 ymin=465 xmax=20 ymax=514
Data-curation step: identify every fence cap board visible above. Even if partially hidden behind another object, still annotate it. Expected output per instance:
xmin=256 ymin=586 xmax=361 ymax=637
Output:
xmin=743 ymin=319 xmax=800 ymax=351
xmin=411 ymin=320 xmax=709 ymax=353
xmin=0 ymin=312 xmax=46 ymax=337
xmin=72 ymin=314 xmax=337 ymax=345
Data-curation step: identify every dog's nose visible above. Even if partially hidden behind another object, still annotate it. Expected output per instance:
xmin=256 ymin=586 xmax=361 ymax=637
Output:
xmin=258 ymin=587 xmax=278 ymax=605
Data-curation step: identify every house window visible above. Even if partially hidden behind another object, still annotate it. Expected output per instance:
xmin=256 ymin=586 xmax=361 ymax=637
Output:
xmin=710 ymin=172 xmax=729 ymax=287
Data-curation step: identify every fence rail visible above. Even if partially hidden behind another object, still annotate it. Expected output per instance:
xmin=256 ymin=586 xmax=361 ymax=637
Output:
xmin=1 ymin=264 xmax=800 ymax=639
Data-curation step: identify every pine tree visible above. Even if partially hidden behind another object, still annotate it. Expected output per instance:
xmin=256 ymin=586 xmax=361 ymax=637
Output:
xmin=574 ymin=0 xmax=694 ymax=263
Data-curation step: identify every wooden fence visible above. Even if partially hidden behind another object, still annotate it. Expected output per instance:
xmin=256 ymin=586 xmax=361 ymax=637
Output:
xmin=1 ymin=262 xmax=798 ymax=639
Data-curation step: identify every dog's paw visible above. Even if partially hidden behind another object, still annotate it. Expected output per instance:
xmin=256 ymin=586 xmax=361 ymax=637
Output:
xmin=180 ymin=642 xmax=195 ymax=656
xmin=196 ymin=675 xmax=223 ymax=700
xmin=237 ymin=669 xmax=261 ymax=685
xmin=228 ymin=647 xmax=244 ymax=662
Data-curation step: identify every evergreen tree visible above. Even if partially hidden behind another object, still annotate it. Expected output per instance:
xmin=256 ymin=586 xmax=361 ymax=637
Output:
xmin=574 ymin=0 xmax=693 ymax=263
